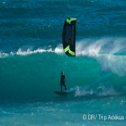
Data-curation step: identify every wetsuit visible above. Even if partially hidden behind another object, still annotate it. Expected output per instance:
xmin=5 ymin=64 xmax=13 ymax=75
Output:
xmin=60 ymin=74 xmax=67 ymax=92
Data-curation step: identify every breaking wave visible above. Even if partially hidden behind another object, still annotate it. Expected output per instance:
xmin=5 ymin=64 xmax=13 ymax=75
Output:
xmin=1 ymin=37 xmax=126 ymax=76
xmin=0 ymin=46 xmax=63 ymax=58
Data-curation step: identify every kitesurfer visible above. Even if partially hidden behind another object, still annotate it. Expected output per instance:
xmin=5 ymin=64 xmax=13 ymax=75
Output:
xmin=60 ymin=71 xmax=67 ymax=92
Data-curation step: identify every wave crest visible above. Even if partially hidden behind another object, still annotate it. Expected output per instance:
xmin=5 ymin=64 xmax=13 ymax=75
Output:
xmin=0 ymin=46 xmax=63 ymax=58
xmin=76 ymin=37 xmax=126 ymax=76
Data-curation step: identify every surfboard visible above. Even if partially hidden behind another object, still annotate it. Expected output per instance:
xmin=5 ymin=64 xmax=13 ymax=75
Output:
xmin=55 ymin=91 xmax=69 ymax=95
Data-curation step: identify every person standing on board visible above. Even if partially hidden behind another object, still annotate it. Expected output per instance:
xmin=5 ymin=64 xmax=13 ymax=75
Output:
xmin=60 ymin=71 xmax=67 ymax=92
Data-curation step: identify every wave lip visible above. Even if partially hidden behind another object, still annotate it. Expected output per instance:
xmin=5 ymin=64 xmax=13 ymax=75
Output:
xmin=0 ymin=47 xmax=64 ymax=58
xmin=1 ymin=37 xmax=126 ymax=58
xmin=76 ymin=37 xmax=126 ymax=76
xmin=16 ymin=48 xmax=53 ymax=56
xmin=76 ymin=37 xmax=126 ymax=57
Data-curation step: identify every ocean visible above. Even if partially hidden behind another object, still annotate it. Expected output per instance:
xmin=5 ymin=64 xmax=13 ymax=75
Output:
xmin=0 ymin=0 xmax=126 ymax=125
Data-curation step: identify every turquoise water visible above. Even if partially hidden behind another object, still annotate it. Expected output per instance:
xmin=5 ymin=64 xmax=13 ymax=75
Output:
xmin=0 ymin=0 xmax=126 ymax=125
xmin=0 ymin=98 xmax=126 ymax=126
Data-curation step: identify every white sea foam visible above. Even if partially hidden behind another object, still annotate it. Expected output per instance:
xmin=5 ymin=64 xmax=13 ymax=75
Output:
xmin=75 ymin=86 xmax=94 ymax=97
xmin=54 ymin=44 xmax=63 ymax=54
xmin=0 ymin=48 xmax=57 ymax=58
xmin=74 ymin=85 xmax=119 ymax=97
xmin=1 ymin=37 xmax=126 ymax=76
xmin=76 ymin=37 xmax=126 ymax=76
xmin=0 ymin=52 xmax=9 ymax=58
xmin=97 ymin=86 xmax=118 ymax=96
xmin=0 ymin=37 xmax=125 ymax=58
xmin=16 ymin=48 xmax=53 ymax=56
xmin=0 ymin=44 xmax=64 ymax=58
xmin=76 ymin=37 xmax=126 ymax=57
xmin=76 ymin=38 xmax=106 ymax=57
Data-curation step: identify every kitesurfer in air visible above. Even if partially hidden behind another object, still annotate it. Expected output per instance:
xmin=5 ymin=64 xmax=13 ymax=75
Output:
xmin=60 ymin=71 xmax=67 ymax=92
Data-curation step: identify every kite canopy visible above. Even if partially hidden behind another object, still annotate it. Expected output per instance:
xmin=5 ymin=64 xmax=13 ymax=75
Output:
xmin=62 ymin=17 xmax=77 ymax=57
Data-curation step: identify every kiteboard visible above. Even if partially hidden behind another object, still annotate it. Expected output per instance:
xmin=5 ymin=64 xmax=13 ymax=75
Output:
xmin=55 ymin=91 xmax=69 ymax=95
